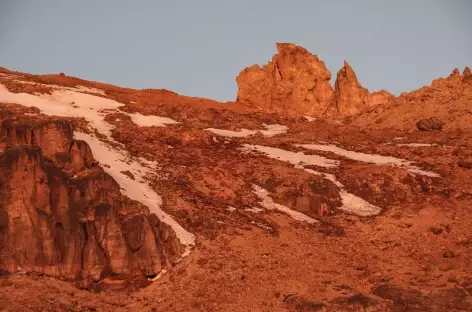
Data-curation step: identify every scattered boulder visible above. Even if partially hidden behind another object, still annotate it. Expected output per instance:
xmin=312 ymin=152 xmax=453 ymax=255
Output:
xmin=283 ymin=294 xmax=326 ymax=312
xmin=416 ymin=117 xmax=443 ymax=131
xmin=443 ymin=250 xmax=455 ymax=258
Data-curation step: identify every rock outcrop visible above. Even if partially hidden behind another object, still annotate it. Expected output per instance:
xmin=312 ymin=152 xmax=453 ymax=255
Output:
xmin=416 ymin=117 xmax=444 ymax=131
xmin=448 ymin=68 xmax=460 ymax=79
xmin=463 ymin=66 xmax=472 ymax=83
xmin=371 ymin=90 xmax=394 ymax=106
xmin=236 ymin=43 xmax=392 ymax=117
xmin=328 ymin=61 xmax=384 ymax=116
xmin=236 ymin=43 xmax=334 ymax=116
xmin=0 ymin=112 xmax=182 ymax=283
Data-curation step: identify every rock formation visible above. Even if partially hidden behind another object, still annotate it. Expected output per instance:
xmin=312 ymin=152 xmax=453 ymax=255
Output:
xmin=463 ymin=66 xmax=472 ymax=83
xmin=371 ymin=90 xmax=394 ymax=106
xmin=463 ymin=66 xmax=471 ymax=77
xmin=236 ymin=43 xmax=334 ymax=116
xmin=448 ymin=68 xmax=460 ymax=79
xmin=416 ymin=117 xmax=444 ymax=131
xmin=0 ymin=112 xmax=182 ymax=283
xmin=327 ymin=61 xmax=393 ymax=116
xmin=236 ymin=43 xmax=392 ymax=117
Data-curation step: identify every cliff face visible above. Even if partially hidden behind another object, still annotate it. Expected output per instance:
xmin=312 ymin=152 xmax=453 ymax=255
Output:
xmin=0 ymin=112 xmax=182 ymax=282
xmin=236 ymin=43 xmax=392 ymax=117
xmin=236 ymin=43 xmax=334 ymax=116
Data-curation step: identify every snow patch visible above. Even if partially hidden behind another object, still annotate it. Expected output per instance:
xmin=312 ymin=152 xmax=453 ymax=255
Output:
xmin=252 ymin=185 xmax=319 ymax=224
xmin=241 ymin=144 xmax=339 ymax=168
xmin=129 ymin=112 xmax=180 ymax=127
xmin=297 ymin=143 xmax=439 ymax=177
xmin=396 ymin=143 xmax=436 ymax=147
xmin=0 ymin=85 xmax=179 ymax=130
xmin=8 ymin=77 xmax=106 ymax=96
xmin=304 ymin=116 xmax=317 ymax=122
xmin=245 ymin=207 xmax=264 ymax=213
xmin=205 ymin=124 xmax=288 ymax=138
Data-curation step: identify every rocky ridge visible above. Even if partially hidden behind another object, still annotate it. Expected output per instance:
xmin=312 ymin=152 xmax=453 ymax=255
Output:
xmin=236 ymin=43 xmax=393 ymax=117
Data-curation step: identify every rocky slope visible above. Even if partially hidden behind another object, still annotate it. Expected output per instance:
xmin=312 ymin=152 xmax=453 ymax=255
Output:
xmin=0 ymin=47 xmax=471 ymax=312
xmin=0 ymin=110 xmax=182 ymax=287
xmin=353 ymin=67 xmax=472 ymax=131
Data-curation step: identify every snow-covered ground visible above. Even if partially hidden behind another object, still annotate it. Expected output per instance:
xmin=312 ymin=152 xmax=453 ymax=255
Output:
xmin=395 ymin=143 xmax=436 ymax=147
xmin=0 ymin=84 xmax=196 ymax=253
xmin=297 ymin=143 xmax=439 ymax=177
xmin=241 ymin=144 xmax=382 ymax=216
xmin=205 ymin=124 xmax=288 ymax=138
xmin=0 ymin=72 xmax=107 ymax=95
xmin=242 ymin=144 xmax=339 ymax=168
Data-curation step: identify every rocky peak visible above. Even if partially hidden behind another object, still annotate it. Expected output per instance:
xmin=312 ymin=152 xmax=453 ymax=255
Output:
xmin=448 ymin=68 xmax=460 ymax=79
xmin=236 ymin=43 xmax=391 ymax=118
xmin=328 ymin=61 xmax=375 ymax=116
xmin=463 ymin=66 xmax=472 ymax=83
xmin=463 ymin=66 xmax=471 ymax=77
xmin=236 ymin=43 xmax=334 ymax=116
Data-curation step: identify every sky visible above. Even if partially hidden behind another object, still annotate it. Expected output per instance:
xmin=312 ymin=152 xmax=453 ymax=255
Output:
xmin=1 ymin=1 xmax=471 ymax=102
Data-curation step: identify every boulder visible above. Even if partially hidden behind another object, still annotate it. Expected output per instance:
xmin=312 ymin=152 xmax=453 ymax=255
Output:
xmin=416 ymin=117 xmax=443 ymax=131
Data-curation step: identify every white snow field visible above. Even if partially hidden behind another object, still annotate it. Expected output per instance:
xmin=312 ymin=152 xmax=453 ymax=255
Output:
xmin=297 ymin=143 xmax=440 ymax=177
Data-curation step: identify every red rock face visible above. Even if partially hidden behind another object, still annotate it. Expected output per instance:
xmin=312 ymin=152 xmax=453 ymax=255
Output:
xmin=328 ymin=61 xmax=372 ymax=116
xmin=236 ymin=43 xmax=334 ymax=116
xmin=236 ymin=44 xmax=392 ymax=117
xmin=0 ymin=112 xmax=182 ymax=283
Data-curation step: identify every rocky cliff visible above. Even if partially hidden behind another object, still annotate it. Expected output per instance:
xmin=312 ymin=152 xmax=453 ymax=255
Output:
xmin=236 ymin=43 xmax=392 ymax=117
xmin=0 ymin=110 xmax=182 ymax=283
xmin=236 ymin=43 xmax=334 ymax=116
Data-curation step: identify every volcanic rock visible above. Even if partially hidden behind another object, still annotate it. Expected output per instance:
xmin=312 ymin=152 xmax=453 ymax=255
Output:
xmin=448 ymin=68 xmax=460 ymax=79
xmin=463 ymin=67 xmax=471 ymax=77
xmin=329 ymin=61 xmax=375 ymax=116
xmin=0 ymin=113 xmax=182 ymax=282
xmin=371 ymin=90 xmax=394 ymax=106
xmin=236 ymin=44 xmax=388 ymax=118
xmin=416 ymin=117 xmax=444 ymax=131
xmin=236 ymin=43 xmax=334 ymax=116
xmin=463 ymin=66 xmax=472 ymax=83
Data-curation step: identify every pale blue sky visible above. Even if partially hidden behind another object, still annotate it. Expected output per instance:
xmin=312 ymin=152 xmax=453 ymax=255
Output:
xmin=1 ymin=1 xmax=471 ymax=101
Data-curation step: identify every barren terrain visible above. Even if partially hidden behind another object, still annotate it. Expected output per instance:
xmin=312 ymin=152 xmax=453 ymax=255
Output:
xmin=0 ymin=44 xmax=471 ymax=311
